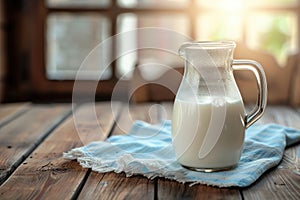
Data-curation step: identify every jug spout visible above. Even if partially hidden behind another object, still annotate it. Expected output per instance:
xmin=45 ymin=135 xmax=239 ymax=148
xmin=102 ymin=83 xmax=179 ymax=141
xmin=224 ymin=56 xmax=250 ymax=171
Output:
xmin=178 ymin=42 xmax=194 ymax=58
xmin=178 ymin=41 xmax=236 ymax=70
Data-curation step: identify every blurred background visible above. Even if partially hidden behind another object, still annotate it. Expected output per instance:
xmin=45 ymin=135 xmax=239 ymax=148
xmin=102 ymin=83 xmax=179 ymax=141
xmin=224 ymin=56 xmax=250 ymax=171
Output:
xmin=0 ymin=0 xmax=300 ymax=105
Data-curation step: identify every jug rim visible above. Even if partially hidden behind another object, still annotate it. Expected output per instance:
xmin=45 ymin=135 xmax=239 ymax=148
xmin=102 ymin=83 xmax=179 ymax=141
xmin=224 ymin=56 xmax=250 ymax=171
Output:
xmin=181 ymin=41 xmax=236 ymax=50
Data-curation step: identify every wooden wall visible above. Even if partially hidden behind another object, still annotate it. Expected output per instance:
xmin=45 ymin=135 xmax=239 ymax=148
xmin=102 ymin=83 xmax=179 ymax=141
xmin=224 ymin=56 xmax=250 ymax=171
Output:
xmin=289 ymin=59 xmax=300 ymax=106
xmin=234 ymin=42 xmax=298 ymax=106
xmin=0 ymin=0 xmax=6 ymax=102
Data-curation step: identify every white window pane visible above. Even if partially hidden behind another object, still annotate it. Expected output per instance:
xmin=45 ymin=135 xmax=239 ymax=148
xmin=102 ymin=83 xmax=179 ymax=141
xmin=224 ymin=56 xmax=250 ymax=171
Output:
xmin=116 ymin=13 xmax=190 ymax=79
xmin=46 ymin=13 xmax=112 ymax=80
xmin=118 ymin=0 xmax=189 ymax=8
xmin=116 ymin=14 xmax=138 ymax=79
xmin=46 ymin=0 xmax=110 ymax=8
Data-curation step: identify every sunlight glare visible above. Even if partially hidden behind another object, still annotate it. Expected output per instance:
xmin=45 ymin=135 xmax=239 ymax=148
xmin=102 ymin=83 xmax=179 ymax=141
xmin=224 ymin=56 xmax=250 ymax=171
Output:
xmin=198 ymin=0 xmax=246 ymax=13
xmin=217 ymin=0 xmax=245 ymax=13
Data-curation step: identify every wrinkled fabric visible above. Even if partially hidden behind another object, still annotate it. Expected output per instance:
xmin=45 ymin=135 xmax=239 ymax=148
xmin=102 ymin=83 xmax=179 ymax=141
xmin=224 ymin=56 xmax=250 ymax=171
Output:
xmin=63 ymin=120 xmax=300 ymax=187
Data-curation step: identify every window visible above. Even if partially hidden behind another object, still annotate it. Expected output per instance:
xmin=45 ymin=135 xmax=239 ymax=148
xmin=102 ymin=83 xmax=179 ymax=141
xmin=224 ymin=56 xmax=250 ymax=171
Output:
xmin=30 ymin=0 xmax=299 ymax=99
xmin=196 ymin=0 xmax=298 ymax=66
xmin=46 ymin=13 xmax=112 ymax=80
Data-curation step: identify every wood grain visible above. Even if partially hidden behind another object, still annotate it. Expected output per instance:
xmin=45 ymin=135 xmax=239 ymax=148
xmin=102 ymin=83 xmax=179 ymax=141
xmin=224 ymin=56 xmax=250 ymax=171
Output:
xmin=78 ymin=103 xmax=160 ymax=199
xmin=0 ymin=102 xmax=30 ymax=127
xmin=0 ymin=102 xmax=119 ymax=199
xmin=243 ymin=105 xmax=300 ymax=200
xmin=243 ymin=169 xmax=300 ymax=200
xmin=258 ymin=105 xmax=300 ymax=129
xmin=79 ymin=172 xmax=155 ymax=200
xmin=0 ymin=104 xmax=70 ymax=185
xmin=113 ymin=103 xmax=161 ymax=135
xmin=159 ymin=179 xmax=241 ymax=200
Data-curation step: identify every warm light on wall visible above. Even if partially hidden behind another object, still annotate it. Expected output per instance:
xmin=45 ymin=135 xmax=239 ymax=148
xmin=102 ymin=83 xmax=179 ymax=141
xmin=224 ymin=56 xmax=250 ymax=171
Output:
xmin=215 ymin=0 xmax=245 ymax=13
xmin=198 ymin=0 xmax=246 ymax=13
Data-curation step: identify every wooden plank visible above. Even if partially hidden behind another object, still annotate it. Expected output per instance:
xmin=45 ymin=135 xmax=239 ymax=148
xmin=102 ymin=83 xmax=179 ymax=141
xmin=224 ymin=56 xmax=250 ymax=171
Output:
xmin=157 ymin=178 xmax=242 ymax=199
xmin=113 ymin=103 xmax=161 ymax=135
xmin=0 ymin=102 xmax=119 ymax=199
xmin=0 ymin=104 xmax=70 ymax=185
xmin=0 ymin=103 xmax=30 ymax=127
xmin=159 ymin=180 xmax=241 ymax=200
xmin=243 ymin=169 xmax=300 ymax=200
xmin=157 ymin=102 xmax=241 ymax=199
xmin=78 ymin=172 xmax=154 ymax=200
xmin=257 ymin=105 xmax=300 ymax=129
xmin=242 ymin=105 xmax=300 ymax=200
xmin=78 ymin=103 xmax=160 ymax=199
xmin=71 ymin=102 xmax=121 ymax=145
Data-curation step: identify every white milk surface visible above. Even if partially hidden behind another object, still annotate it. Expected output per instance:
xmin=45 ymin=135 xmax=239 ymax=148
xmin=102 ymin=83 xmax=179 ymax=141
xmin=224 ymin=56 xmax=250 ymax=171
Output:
xmin=172 ymin=97 xmax=245 ymax=169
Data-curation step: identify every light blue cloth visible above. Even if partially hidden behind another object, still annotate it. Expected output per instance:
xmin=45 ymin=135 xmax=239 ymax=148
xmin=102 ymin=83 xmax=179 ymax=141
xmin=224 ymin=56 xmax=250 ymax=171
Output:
xmin=63 ymin=120 xmax=300 ymax=187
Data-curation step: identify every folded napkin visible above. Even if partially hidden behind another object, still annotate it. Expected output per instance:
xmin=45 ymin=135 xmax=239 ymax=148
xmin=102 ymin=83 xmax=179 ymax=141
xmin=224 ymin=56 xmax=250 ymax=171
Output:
xmin=63 ymin=120 xmax=300 ymax=187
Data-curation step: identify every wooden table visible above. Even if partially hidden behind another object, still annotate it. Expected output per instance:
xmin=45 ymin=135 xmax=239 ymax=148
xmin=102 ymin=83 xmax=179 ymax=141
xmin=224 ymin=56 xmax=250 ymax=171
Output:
xmin=0 ymin=102 xmax=299 ymax=199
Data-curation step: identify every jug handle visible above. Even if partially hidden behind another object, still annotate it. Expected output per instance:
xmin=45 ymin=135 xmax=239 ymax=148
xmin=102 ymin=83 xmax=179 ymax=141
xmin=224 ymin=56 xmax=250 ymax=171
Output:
xmin=232 ymin=60 xmax=268 ymax=128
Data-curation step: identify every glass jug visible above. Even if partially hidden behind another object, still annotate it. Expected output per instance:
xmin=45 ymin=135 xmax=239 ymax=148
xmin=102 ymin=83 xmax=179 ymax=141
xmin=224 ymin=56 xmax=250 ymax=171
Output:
xmin=172 ymin=41 xmax=267 ymax=172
